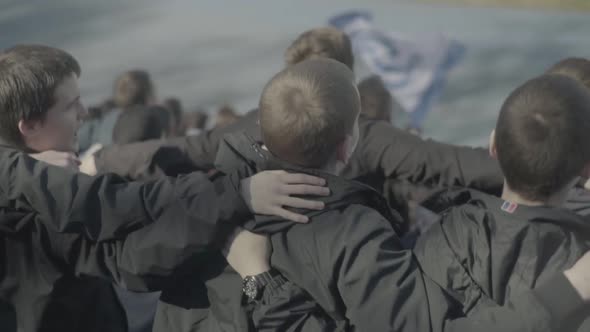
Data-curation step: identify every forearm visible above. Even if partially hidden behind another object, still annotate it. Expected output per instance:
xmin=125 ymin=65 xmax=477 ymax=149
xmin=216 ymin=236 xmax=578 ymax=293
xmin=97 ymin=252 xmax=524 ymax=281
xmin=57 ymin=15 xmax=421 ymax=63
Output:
xmin=46 ymin=172 xmax=249 ymax=290
xmin=1 ymin=147 xmax=249 ymax=238
xmin=93 ymin=136 xmax=213 ymax=180
xmin=359 ymin=121 xmax=503 ymax=192
xmin=387 ymin=140 xmax=501 ymax=191
xmin=0 ymin=149 xmax=251 ymax=286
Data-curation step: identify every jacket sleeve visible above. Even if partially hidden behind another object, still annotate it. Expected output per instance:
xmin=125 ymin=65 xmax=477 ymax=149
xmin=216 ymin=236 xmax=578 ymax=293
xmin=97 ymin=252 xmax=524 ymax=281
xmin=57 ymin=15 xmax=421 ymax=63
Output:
xmin=357 ymin=120 xmax=503 ymax=194
xmin=414 ymin=208 xmax=590 ymax=332
xmin=93 ymin=110 xmax=261 ymax=180
xmin=439 ymin=274 xmax=587 ymax=332
xmin=413 ymin=208 xmax=493 ymax=313
xmin=565 ymin=187 xmax=590 ymax=218
xmin=257 ymin=205 xmax=586 ymax=332
xmin=93 ymin=136 xmax=213 ymax=180
xmin=253 ymin=256 xmax=585 ymax=332
xmin=269 ymin=206 xmax=442 ymax=331
xmin=253 ymin=279 xmax=351 ymax=332
xmin=0 ymin=148 xmax=248 ymax=290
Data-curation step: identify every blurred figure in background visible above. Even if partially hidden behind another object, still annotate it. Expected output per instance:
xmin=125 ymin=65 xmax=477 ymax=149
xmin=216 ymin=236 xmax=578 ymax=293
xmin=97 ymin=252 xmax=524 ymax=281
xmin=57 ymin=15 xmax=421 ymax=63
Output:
xmin=285 ymin=26 xmax=354 ymax=70
xmin=163 ymin=97 xmax=184 ymax=136
xmin=358 ymin=75 xmax=395 ymax=123
xmin=357 ymin=74 xmax=421 ymax=134
xmin=85 ymin=99 xmax=116 ymax=121
xmin=184 ymin=109 xmax=209 ymax=136
xmin=114 ymin=70 xmax=156 ymax=109
xmin=112 ymin=105 xmax=171 ymax=145
xmin=546 ymin=58 xmax=590 ymax=222
xmin=547 ymin=57 xmax=590 ymax=88
xmin=78 ymin=99 xmax=115 ymax=146
xmin=78 ymin=69 xmax=156 ymax=151
xmin=214 ymin=104 xmax=241 ymax=129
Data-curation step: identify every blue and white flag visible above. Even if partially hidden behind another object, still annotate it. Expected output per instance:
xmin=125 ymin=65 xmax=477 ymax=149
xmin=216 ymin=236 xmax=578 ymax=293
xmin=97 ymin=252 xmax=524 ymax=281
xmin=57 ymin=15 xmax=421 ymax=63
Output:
xmin=330 ymin=11 xmax=465 ymax=128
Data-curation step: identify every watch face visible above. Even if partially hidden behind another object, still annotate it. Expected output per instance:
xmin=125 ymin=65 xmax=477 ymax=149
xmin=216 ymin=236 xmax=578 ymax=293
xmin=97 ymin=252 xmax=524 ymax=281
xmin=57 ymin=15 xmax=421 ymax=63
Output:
xmin=243 ymin=276 xmax=259 ymax=300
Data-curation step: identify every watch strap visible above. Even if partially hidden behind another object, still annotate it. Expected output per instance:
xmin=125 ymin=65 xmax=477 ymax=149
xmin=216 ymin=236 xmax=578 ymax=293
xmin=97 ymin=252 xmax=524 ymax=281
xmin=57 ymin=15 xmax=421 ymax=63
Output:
xmin=255 ymin=268 xmax=280 ymax=288
xmin=261 ymin=274 xmax=288 ymax=299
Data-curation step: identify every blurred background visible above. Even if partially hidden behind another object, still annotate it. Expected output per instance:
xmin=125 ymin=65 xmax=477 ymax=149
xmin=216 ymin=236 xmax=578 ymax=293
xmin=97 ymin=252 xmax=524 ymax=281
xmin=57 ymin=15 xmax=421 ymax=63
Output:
xmin=1 ymin=0 xmax=589 ymax=146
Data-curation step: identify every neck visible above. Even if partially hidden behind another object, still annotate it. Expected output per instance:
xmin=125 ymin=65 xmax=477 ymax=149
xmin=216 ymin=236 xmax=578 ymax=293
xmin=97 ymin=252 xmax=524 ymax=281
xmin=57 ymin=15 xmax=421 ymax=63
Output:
xmin=501 ymin=180 xmax=571 ymax=208
xmin=22 ymin=136 xmax=44 ymax=153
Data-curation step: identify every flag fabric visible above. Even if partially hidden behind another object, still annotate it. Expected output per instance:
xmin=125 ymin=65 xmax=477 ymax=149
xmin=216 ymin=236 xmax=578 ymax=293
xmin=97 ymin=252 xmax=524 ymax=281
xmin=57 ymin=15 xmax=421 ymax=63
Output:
xmin=329 ymin=11 xmax=465 ymax=128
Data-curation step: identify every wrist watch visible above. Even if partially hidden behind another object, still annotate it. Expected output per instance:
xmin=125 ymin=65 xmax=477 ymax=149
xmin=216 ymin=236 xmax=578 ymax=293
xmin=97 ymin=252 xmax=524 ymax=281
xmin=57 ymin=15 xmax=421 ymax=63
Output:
xmin=242 ymin=269 xmax=281 ymax=302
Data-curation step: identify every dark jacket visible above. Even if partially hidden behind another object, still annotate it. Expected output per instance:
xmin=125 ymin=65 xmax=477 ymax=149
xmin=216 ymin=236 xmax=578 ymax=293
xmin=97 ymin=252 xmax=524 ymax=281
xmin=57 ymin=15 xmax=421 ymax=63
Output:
xmin=93 ymin=111 xmax=504 ymax=224
xmin=153 ymin=131 xmax=403 ymax=331
xmin=252 ymin=272 xmax=585 ymax=332
xmin=0 ymin=147 xmax=248 ymax=332
xmin=153 ymin=133 xmax=584 ymax=332
xmin=413 ymin=189 xmax=590 ymax=331
xmin=566 ymin=187 xmax=590 ymax=219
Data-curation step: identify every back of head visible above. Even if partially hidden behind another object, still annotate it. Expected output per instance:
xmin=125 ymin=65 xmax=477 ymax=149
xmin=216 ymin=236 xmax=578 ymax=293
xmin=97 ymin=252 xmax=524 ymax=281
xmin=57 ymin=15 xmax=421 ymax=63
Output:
xmin=215 ymin=105 xmax=240 ymax=129
xmin=285 ymin=27 xmax=354 ymax=70
xmin=260 ymin=58 xmax=360 ymax=168
xmin=495 ymin=74 xmax=590 ymax=201
xmin=546 ymin=57 xmax=590 ymax=92
xmin=113 ymin=70 xmax=154 ymax=109
xmin=0 ymin=44 xmax=80 ymax=147
xmin=112 ymin=105 xmax=169 ymax=144
xmin=358 ymin=75 xmax=393 ymax=122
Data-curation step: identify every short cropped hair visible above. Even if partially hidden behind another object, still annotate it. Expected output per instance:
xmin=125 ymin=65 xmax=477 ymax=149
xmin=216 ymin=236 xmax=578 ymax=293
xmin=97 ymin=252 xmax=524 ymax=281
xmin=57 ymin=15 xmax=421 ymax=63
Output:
xmin=285 ymin=27 xmax=354 ymax=70
xmin=112 ymin=105 xmax=169 ymax=144
xmin=113 ymin=70 xmax=154 ymax=109
xmin=546 ymin=57 xmax=590 ymax=91
xmin=0 ymin=44 xmax=81 ymax=147
xmin=495 ymin=74 xmax=590 ymax=201
xmin=358 ymin=75 xmax=393 ymax=122
xmin=260 ymin=58 xmax=360 ymax=168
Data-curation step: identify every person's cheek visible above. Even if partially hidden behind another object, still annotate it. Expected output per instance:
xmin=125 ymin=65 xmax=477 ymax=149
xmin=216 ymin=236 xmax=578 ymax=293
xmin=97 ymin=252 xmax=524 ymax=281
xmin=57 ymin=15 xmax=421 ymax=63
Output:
xmin=55 ymin=111 xmax=77 ymax=149
xmin=66 ymin=112 xmax=79 ymax=142
xmin=61 ymin=110 xmax=77 ymax=130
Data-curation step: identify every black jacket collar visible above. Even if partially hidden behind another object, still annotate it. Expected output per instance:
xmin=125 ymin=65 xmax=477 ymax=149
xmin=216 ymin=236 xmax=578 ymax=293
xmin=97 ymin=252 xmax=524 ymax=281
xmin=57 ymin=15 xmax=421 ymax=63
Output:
xmin=427 ymin=188 xmax=590 ymax=234
xmin=214 ymin=132 xmax=404 ymax=234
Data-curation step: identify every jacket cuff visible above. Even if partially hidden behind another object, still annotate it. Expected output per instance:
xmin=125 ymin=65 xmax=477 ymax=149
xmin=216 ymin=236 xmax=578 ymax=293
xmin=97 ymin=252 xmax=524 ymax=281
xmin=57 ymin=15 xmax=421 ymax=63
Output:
xmin=533 ymin=274 xmax=585 ymax=325
xmin=261 ymin=275 xmax=289 ymax=303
